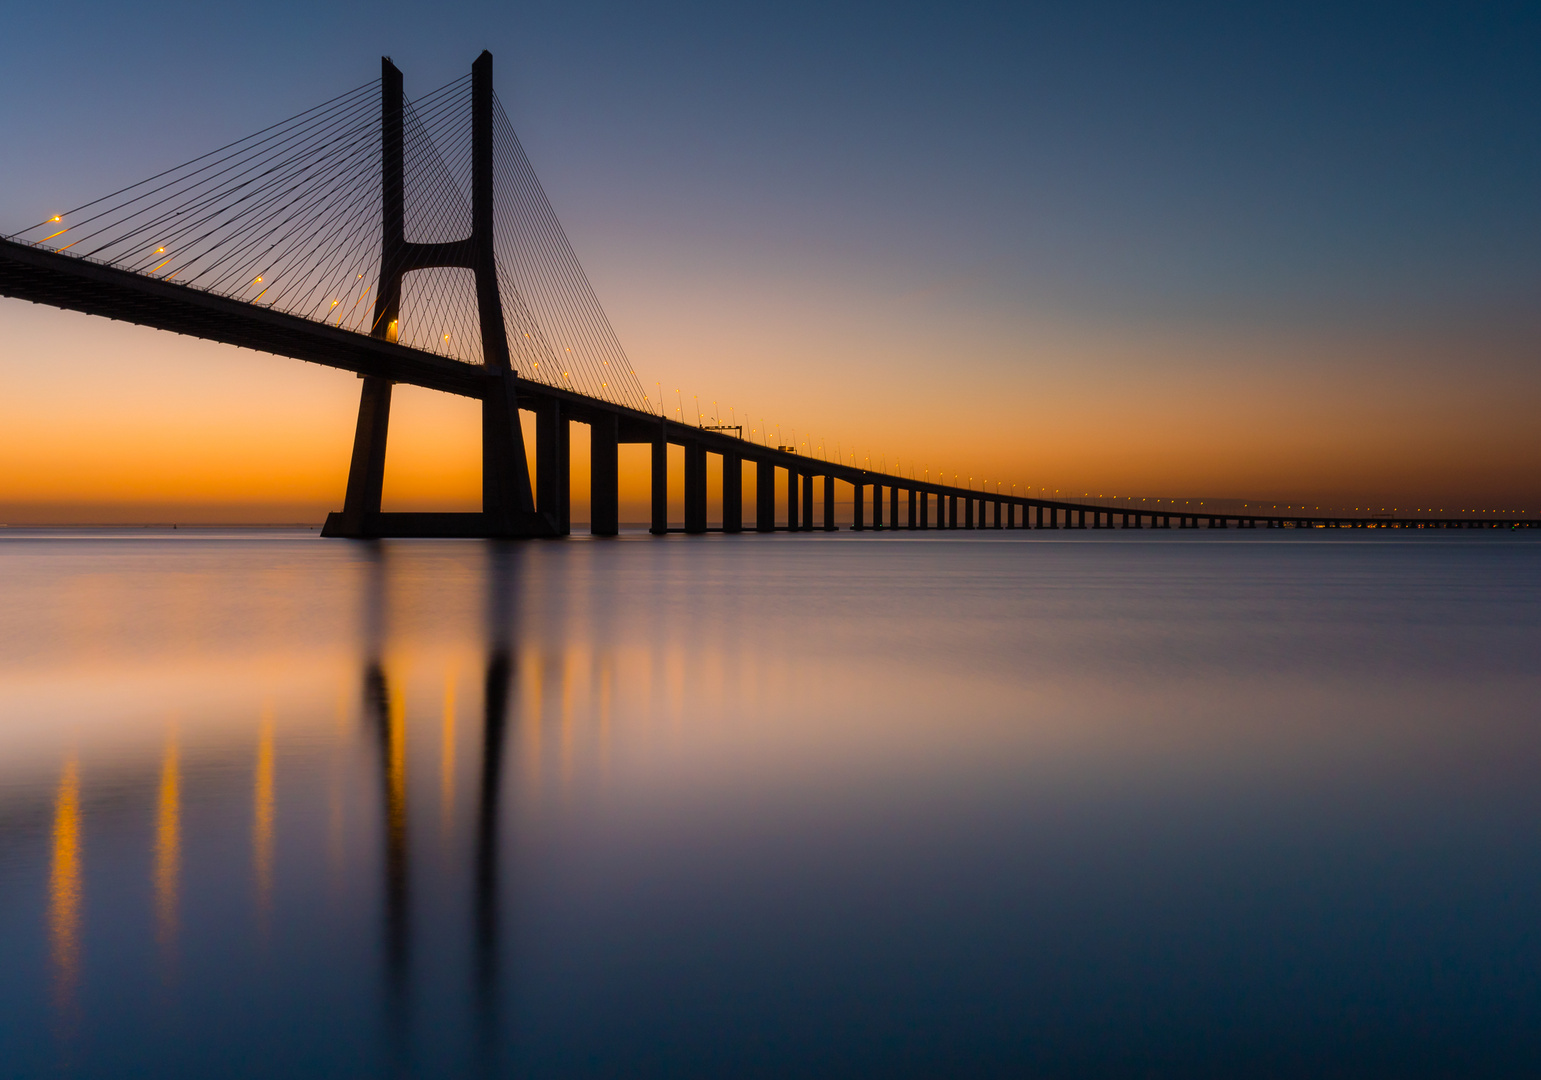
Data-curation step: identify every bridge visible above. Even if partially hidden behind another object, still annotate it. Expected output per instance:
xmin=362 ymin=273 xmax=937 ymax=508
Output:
xmin=1 ymin=53 xmax=1527 ymax=537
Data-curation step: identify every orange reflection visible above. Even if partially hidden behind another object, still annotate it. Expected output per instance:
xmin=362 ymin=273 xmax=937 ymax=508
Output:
xmin=521 ymin=648 xmax=544 ymax=797
xmin=154 ymin=728 xmax=181 ymax=951
xmin=599 ymin=653 xmax=613 ymax=780
xmin=560 ymin=649 xmax=577 ymax=791
xmin=441 ymin=667 xmax=456 ymax=838
xmin=48 ymin=752 xmax=82 ymax=1008
xmin=254 ymin=705 xmax=275 ymax=919
xmin=387 ymin=681 xmax=406 ymax=860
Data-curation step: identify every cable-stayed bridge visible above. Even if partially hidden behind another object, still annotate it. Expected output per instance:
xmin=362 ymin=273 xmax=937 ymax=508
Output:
xmin=0 ymin=53 xmax=1523 ymax=536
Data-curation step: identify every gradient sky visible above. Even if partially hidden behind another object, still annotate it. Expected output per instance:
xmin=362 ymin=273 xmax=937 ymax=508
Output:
xmin=2 ymin=1 xmax=1538 ymax=521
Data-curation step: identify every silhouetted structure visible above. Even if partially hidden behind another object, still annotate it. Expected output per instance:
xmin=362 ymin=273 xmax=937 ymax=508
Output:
xmin=0 ymin=53 xmax=1529 ymax=535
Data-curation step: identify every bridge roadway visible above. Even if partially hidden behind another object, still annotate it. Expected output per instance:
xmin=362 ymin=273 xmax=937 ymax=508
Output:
xmin=2 ymin=238 xmax=1531 ymax=537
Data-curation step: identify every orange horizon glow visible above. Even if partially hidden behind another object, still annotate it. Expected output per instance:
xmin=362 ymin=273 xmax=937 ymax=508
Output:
xmin=1 ymin=301 xmax=1538 ymax=522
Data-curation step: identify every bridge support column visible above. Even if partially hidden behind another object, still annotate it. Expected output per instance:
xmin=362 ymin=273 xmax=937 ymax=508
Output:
xmin=787 ymin=469 xmax=800 ymax=531
xmin=650 ymin=433 xmax=667 ymax=535
xmin=872 ymin=484 xmax=884 ymax=530
xmin=824 ymin=475 xmax=837 ymax=531
xmin=919 ymin=491 xmax=929 ymax=529
xmin=590 ymin=413 xmax=618 ymax=537
xmin=722 ymin=452 xmax=742 ymax=533
xmin=535 ymin=400 xmax=570 ymax=535
xmin=684 ymin=441 xmax=707 ymax=534
xmin=326 ymin=375 xmax=393 ymax=537
xmin=853 ymin=484 xmax=865 ymax=530
xmin=802 ymin=471 xmax=815 ymax=531
xmin=756 ymin=461 xmax=775 ymax=531
xmin=908 ymin=489 xmax=918 ymax=529
xmin=477 ymin=373 xmax=542 ymax=538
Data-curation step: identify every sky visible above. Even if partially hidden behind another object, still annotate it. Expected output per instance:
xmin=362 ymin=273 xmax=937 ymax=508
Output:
xmin=1 ymin=0 xmax=1538 ymax=522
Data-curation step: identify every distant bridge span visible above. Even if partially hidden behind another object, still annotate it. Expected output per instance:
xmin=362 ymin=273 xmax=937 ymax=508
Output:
xmin=1 ymin=55 xmax=1526 ymax=537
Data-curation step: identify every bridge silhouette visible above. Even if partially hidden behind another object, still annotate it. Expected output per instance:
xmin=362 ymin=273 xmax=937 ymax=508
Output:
xmin=0 ymin=53 xmax=1525 ymax=536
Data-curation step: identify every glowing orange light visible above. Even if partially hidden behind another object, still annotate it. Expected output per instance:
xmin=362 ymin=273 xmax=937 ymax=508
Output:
xmin=253 ymin=276 xmax=263 ymax=284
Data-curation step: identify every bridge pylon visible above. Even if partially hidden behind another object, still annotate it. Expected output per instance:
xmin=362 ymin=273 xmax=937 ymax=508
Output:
xmin=323 ymin=52 xmax=553 ymax=539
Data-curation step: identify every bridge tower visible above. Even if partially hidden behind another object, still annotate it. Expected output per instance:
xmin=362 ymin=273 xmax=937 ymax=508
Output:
xmin=323 ymin=52 xmax=548 ymax=539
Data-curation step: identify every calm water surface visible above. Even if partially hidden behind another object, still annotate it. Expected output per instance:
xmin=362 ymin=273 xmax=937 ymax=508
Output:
xmin=1 ymin=529 xmax=1539 ymax=1078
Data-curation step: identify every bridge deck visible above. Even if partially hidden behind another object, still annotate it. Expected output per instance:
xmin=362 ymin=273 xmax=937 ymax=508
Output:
xmin=3 ymin=239 xmax=1528 ymax=534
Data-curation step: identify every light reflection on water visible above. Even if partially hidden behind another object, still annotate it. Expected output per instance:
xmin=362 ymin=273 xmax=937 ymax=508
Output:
xmin=1 ymin=529 xmax=1540 ymax=1077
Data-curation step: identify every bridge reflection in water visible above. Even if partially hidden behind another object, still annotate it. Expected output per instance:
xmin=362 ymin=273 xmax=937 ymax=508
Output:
xmin=357 ymin=543 xmax=521 ymax=1072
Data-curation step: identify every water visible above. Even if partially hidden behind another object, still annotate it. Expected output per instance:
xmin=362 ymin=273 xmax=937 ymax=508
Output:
xmin=1 ymin=529 xmax=1539 ymax=1078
